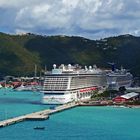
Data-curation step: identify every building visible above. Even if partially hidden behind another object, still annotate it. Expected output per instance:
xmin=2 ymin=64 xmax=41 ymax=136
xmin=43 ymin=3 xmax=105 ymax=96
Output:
xmin=113 ymin=92 xmax=139 ymax=103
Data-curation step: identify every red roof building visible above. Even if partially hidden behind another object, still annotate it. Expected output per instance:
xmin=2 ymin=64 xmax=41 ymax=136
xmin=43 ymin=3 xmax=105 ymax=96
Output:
xmin=113 ymin=92 xmax=139 ymax=103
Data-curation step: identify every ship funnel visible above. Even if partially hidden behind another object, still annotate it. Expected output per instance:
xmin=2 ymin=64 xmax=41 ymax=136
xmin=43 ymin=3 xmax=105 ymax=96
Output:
xmin=111 ymin=64 xmax=115 ymax=71
xmin=93 ymin=65 xmax=97 ymax=69
xmin=108 ymin=62 xmax=115 ymax=71
xmin=120 ymin=66 xmax=125 ymax=72
xmin=60 ymin=64 xmax=65 ymax=70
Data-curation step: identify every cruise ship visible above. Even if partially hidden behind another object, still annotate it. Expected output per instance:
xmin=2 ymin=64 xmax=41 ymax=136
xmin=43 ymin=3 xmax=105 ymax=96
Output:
xmin=106 ymin=66 xmax=133 ymax=90
xmin=42 ymin=64 xmax=107 ymax=104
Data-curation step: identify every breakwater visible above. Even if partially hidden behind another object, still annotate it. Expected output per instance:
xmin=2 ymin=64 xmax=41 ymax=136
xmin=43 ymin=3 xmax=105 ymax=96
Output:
xmin=0 ymin=102 xmax=78 ymax=128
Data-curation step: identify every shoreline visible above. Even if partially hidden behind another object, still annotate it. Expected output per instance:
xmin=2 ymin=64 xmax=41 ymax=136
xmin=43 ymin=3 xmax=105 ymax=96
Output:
xmin=78 ymin=100 xmax=140 ymax=108
xmin=79 ymin=104 xmax=140 ymax=108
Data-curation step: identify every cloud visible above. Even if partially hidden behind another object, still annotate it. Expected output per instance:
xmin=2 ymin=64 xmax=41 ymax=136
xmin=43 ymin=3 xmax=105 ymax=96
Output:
xmin=0 ymin=0 xmax=140 ymax=39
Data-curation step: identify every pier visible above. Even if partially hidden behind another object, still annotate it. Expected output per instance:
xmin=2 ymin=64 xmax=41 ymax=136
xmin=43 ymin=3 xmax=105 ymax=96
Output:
xmin=0 ymin=102 xmax=78 ymax=128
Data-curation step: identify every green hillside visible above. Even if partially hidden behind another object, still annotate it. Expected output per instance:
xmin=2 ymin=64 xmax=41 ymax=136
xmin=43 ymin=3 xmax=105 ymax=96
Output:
xmin=0 ymin=33 xmax=41 ymax=76
xmin=0 ymin=32 xmax=140 ymax=76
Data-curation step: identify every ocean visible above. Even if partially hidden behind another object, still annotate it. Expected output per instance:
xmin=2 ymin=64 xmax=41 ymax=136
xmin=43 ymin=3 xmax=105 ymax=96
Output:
xmin=0 ymin=88 xmax=50 ymax=121
xmin=0 ymin=89 xmax=140 ymax=140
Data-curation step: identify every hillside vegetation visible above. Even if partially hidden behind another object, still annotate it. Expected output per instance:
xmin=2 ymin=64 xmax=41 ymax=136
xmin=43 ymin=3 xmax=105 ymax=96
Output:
xmin=0 ymin=32 xmax=140 ymax=76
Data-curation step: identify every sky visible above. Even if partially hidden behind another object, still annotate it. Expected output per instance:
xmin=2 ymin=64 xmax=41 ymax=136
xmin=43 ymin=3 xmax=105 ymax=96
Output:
xmin=0 ymin=0 xmax=140 ymax=39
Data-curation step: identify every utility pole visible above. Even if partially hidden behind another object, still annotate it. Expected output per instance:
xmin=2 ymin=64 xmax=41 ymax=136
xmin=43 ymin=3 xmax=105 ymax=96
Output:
xmin=45 ymin=65 xmax=47 ymax=72
xmin=34 ymin=64 xmax=37 ymax=78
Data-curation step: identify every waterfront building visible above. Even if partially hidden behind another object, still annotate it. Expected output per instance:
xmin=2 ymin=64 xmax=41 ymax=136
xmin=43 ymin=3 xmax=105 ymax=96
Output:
xmin=113 ymin=92 xmax=139 ymax=103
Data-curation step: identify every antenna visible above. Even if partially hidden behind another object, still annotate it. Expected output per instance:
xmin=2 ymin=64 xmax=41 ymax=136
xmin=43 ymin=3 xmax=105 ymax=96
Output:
xmin=34 ymin=64 xmax=37 ymax=78
xmin=44 ymin=65 xmax=47 ymax=72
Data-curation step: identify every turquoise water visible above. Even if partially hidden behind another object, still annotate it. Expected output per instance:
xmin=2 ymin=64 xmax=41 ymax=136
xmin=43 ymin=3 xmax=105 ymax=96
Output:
xmin=0 ymin=89 xmax=140 ymax=140
xmin=0 ymin=89 xmax=51 ymax=121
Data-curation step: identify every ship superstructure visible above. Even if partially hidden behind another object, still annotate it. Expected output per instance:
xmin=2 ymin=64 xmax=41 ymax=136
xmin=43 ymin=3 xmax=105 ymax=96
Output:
xmin=106 ymin=66 xmax=133 ymax=90
xmin=42 ymin=64 xmax=107 ymax=104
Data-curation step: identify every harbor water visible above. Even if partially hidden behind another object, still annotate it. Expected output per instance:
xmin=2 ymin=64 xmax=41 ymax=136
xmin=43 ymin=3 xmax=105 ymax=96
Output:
xmin=0 ymin=89 xmax=140 ymax=140
xmin=0 ymin=89 xmax=50 ymax=121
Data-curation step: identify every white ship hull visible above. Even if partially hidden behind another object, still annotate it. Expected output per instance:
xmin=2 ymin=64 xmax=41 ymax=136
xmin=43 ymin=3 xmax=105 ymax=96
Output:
xmin=42 ymin=95 xmax=92 ymax=104
xmin=42 ymin=94 xmax=72 ymax=104
xmin=42 ymin=89 xmax=94 ymax=104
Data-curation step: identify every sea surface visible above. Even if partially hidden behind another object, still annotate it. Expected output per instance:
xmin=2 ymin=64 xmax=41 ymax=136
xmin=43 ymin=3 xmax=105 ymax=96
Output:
xmin=0 ymin=88 xmax=51 ymax=121
xmin=0 ymin=89 xmax=140 ymax=140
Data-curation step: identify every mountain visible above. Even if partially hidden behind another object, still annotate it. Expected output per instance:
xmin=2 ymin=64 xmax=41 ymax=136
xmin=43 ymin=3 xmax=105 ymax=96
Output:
xmin=0 ymin=32 xmax=41 ymax=76
xmin=0 ymin=32 xmax=140 ymax=76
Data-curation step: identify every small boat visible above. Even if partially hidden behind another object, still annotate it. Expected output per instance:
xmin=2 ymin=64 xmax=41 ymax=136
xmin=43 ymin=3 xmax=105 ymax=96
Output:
xmin=0 ymin=84 xmax=3 ymax=89
xmin=14 ymin=84 xmax=33 ymax=91
xmin=34 ymin=126 xmax=45 ymax=130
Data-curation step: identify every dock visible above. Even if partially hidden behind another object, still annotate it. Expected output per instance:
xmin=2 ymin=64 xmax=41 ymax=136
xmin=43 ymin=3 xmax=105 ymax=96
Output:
xmin=0 ymin=102 xmax=78 ymax=128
